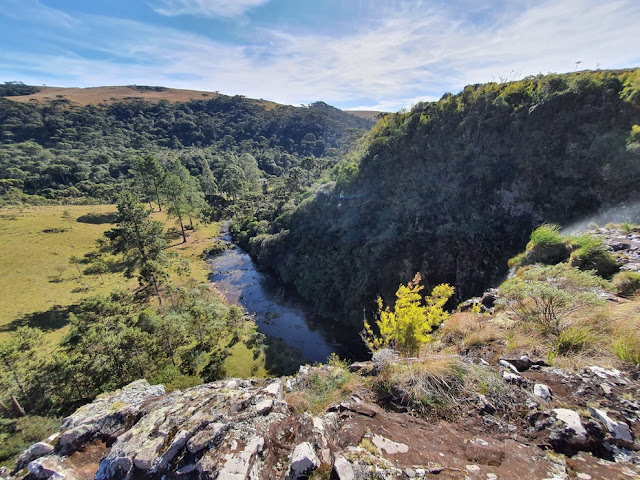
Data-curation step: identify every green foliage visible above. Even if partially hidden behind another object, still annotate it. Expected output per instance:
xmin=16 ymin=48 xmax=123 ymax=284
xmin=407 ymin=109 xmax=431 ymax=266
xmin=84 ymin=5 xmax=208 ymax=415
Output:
xmin=569 ymin=246 xmax=619 ymax=278
xmin=0 ymin=416 xmax=59 ymax=467
xmin=237 ymin=69 xmax=640 ymax=325
xmin=500 ymin=264 xmax=613 ymax=334
xmin=0 ymin=82 xmax=39 ymax=97
xmin=555 ymin=324 xmax=598 ymax=354
xmin=104 ymin=192 xmax=169 ymax=299
xmin=363 ymin=273 xmax=454 ymax=356
xmin=517 ymin=224 xmax=571 ymax=266
xmin=0 ymin=95 xmax=372 ymax=204
xmin=613 ymin=271 xmax=640 ymax=296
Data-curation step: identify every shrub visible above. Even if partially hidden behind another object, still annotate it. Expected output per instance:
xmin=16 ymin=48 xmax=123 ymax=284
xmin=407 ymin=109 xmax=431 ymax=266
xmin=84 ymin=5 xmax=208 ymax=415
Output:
xmin=510 ymin=224 xmax=571 ymax=267
xmin=362 ymin=273 xmax=454 ymax=356
xmin=568 ymin=235 xmax=619 ymax=278
xmin=613 ymin=271 xmax=640 ymax=296
xmin=500 ymin=264 xmax=613 ymax=334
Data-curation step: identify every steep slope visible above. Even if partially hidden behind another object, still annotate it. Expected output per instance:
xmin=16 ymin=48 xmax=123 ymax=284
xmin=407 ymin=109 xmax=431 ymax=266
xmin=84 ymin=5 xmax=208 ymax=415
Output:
xmin=243 ymin=69 xmax=640 ymax=324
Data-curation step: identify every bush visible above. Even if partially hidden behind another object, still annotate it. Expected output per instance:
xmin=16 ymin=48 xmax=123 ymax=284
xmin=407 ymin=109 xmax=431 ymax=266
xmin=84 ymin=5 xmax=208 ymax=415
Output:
xmin=613 ymin=271 xmax=640 ymax=296
xmin=568 ymin=235 xmax=619 ymax=278
xmin=524 ymin=224 xmax=571 ymax=265
xmin=500 ymin=264 xmax=613 ymax=334
xmin=362 ymin=273 xmax=454 ymax=356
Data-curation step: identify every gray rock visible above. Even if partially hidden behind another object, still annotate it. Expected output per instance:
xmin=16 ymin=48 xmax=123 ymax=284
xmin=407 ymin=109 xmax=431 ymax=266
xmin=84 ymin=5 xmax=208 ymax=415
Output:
xmin=371 ymin=434 xmax=409 ymax=454
xmin=551 ymin=408 xmax=588 ymax=447
xmin=499 ymin=359 xmax=520 ymax=374
xmin=255 ymin=398 xmax=274 ymax=415
xmin=261 ymin=380 xmax=283 ymax=399
xmin=187 ymin=422 xmax=227 ymax=453
xmin=533 ymin=383 xmax=552 ymax=400
xmin=14 ymin=442 xmax=54 ymax=472
xmin=333 ymin=456 xmax=355 ymax=480
xmin=589 ymin=407 xmax=634 ymax=444
xmin=27 ymin=457 xmax=76 ymax=480
xmin=217 ymin=436 xmax=264 ymax=480
xmin=289 ymin=442 xmax=319 ymax=479
xmin=502 ymin=371 xmax=523 ymax=384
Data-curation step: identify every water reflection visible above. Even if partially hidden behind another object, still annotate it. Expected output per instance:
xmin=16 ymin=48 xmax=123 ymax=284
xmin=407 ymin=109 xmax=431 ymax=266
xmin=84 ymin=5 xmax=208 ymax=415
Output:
xmin=207 ymin=227 xmax=366 ymax=364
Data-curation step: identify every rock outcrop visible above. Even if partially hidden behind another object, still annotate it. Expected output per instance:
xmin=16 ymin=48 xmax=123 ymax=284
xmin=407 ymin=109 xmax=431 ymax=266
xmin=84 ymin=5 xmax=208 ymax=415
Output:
xmin=4 ymin=360 xmax=640 ymax=480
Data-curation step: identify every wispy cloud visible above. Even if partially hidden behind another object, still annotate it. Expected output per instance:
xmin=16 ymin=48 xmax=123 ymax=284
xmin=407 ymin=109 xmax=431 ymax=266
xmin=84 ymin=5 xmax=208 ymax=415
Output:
xmin=150 ymin=0 xmax=270 ymax=18
xmin=1 ymin=0 xmax=638 ymax=110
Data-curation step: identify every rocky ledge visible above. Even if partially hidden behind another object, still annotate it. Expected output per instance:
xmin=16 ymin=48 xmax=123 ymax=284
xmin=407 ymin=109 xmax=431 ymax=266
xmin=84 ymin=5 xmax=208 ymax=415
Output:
xmin=2 ymin=359 xmax=639 ymax=480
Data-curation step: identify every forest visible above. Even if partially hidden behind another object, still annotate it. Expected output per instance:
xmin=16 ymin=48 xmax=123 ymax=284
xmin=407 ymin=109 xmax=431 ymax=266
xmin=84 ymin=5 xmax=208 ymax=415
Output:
xmin=0 ymin=90 xmax=372 ymax=205
xmin=231 ymin=69 xmax=640 ymax=325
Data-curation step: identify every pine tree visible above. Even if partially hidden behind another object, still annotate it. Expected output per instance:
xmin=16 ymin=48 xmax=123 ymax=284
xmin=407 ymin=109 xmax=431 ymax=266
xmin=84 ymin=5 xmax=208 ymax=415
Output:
xmin=104 ymin=191 xmax=168 ymax=302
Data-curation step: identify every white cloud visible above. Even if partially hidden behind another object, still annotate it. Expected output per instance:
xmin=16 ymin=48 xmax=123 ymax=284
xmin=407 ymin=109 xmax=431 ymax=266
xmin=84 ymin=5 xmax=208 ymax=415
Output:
xmin=2 ymin=0 xmax=639 ymax=110
xmin=150 ymin=0 xmax=270 ymax=18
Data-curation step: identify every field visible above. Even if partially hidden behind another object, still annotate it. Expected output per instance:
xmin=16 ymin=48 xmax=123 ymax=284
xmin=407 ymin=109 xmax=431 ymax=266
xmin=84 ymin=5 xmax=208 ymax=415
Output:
xmin=5 ymin=85 xmax=279 ymax=110
xmin=0 ymin=204 xmax=220 ymax=342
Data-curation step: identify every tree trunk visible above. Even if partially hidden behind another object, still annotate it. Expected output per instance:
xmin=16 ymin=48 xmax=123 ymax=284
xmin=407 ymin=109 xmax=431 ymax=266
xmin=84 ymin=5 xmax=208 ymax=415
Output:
xmin=178 ymin=215 xmax=187 ymax=243
xmin=11 ymin=395 xmax=25 ymax=417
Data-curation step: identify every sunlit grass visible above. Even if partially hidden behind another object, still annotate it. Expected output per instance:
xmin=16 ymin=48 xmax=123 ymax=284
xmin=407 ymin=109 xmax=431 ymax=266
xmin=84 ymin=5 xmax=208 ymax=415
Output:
xmin=0 ymin=205 xmax=221 ymax=343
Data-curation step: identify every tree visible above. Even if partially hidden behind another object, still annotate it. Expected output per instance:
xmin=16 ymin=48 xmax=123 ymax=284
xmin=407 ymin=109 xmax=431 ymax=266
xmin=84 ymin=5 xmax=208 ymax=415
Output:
xmin=162 ymin=171 xmax=189 ymax=243
xmin=131 ymin=155 xmax=164 ymax=211
xmin=104 ymin=191 xmax=169 ymax=301
xmin=363 ymin=273 xmax=454 ymax=356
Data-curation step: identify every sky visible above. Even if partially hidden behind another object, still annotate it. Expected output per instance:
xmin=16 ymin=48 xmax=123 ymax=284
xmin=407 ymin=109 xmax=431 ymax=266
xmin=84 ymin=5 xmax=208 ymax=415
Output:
xmin=0 ymin=0 xmax=638 ymax=111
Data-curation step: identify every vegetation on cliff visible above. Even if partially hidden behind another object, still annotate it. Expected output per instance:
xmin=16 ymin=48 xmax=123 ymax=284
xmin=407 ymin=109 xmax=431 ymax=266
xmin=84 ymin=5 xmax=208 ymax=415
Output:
xmin=233 ymin=69 xmax=640 ymax=325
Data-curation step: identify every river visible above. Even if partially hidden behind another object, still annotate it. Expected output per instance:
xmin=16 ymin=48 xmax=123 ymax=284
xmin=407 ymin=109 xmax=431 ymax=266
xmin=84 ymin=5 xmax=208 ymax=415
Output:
xmin=207 ymin=225 xmax=367 ymax=364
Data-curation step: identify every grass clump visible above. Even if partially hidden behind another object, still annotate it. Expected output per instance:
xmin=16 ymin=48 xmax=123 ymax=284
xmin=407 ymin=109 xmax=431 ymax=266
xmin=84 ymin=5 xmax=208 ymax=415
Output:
xmin=555 ymin=324 xmax=599 ymax=354
xmin=509 ymin=224 xmax=570 ymax=267
xmin=568 ymin=234 xmax=619 ymax=278
xmin=374 ymin=358 xmax=509 ymax=419
xmin=613 ymin=271 xmax=640 ymax=297
xmin=286 ymin=356 xmax=366 ymax=414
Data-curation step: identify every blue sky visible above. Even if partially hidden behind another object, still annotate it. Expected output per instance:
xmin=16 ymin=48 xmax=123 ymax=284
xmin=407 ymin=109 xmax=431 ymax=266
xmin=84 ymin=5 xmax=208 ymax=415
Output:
xmin=0 ymin=0 xmax=638 ymax=111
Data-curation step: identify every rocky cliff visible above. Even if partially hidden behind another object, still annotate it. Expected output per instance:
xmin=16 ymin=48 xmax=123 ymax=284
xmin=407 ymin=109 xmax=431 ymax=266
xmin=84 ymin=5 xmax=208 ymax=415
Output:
xmin=3 ymin=356 xmax=639 ymax=480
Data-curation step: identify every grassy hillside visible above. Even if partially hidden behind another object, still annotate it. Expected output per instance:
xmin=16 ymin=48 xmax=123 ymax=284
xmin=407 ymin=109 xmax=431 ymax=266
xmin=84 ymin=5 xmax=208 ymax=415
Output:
xmin=0 ymin=205 xmax=134 ymax=341
xmin=0 ymin=204 xmax=222 ymax=341
xmin=3 ymin=85 xmax=230 ymax=107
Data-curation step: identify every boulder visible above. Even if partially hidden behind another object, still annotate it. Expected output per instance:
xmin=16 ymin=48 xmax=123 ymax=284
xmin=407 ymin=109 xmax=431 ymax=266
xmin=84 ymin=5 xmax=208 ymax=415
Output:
xmin=13 ymin=442 xmax=54 ymax=472
xmin=27 ymin=457 xmax=76 ymax=480
xmin=533 ymin=383 xmax=552 ymax=400
xmin=333 ymin=456 xmax=355 ymax=480
xmin=550 ymin=408 xmax=589 ymax=450
xmin=288 ymin=442 xmax=319 ymax=479
xmin=589 ymin=407 xmax=634 ymax=445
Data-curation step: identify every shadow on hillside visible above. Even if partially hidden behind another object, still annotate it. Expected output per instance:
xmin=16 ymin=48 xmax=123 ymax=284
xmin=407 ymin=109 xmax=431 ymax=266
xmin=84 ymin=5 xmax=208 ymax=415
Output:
xmin=0 ymin=304 xmax=78 ymax=333
xmin=76 ymin=212 xmax=118 ymax=224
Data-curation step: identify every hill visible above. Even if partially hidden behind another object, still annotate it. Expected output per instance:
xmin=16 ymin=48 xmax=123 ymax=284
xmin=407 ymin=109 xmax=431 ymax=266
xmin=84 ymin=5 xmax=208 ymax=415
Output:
xmin=2 ymin=85 xmax=231 ymax=107
xmin=232 ymin=69 xmax=640 ymax=325
xmin=0 ymin=87 xmax=374 ymax=204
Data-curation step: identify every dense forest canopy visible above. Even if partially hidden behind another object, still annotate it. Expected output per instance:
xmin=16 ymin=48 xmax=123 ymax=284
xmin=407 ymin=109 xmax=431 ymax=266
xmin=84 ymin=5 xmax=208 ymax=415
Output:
xmin=232 ymin=69 xmax=640 ymax=325
xmin=0 ymin=92 xmax=373 ymax=204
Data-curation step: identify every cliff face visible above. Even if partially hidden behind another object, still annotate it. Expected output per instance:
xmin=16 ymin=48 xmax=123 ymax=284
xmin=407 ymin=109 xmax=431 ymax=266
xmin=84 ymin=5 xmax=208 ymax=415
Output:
xmin=245 ymin=70 xmax=640 ymax=325
xmin=4 ymin=358 xmax=640 ymax=480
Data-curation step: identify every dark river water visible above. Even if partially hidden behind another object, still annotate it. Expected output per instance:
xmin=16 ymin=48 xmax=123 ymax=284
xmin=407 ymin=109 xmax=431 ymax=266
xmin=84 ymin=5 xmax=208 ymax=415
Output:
xmin=207 ymin=226 xmax=367 ymax=364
